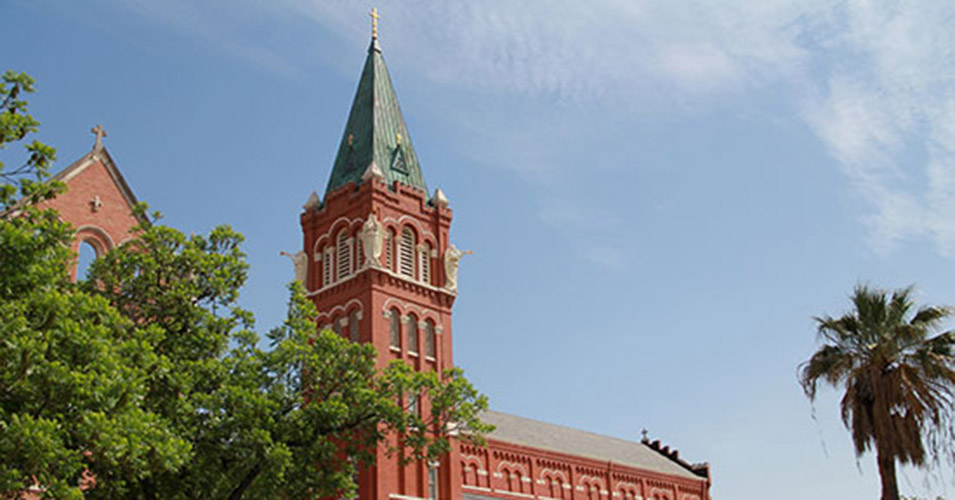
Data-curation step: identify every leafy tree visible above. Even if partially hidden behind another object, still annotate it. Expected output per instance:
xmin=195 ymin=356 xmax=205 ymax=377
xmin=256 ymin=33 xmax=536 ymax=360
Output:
xmin=1 ymin=71 xmax=61 ymax=296
xmin=2 ymin=70 xmax=491 ymax=499
xmin=799 ymin=285 xmax=955 ymax=500
xmin=1 ymin=72 xmax=190 ymax=499
xmin=1 ymin=71 xmax=56 ymax=189
xmin=84 ymin=222 xmax=491 ymax=499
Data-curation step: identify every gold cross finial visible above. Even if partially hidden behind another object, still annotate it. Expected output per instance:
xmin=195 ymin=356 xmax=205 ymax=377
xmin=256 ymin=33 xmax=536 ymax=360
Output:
xmin=90 ymin=124 xmax=107 ymax=150
xmin=370 ymin=7 xmax=380 ymax=40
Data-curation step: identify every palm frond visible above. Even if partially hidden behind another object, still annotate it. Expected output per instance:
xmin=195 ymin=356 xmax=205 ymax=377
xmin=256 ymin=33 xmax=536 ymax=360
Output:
xmin=911 ymin=306 xmax=953 ymax=329
xmin=801 ymin=284 xmax=955 ymax=483
xmin=887 ymin=287 xmax=914 ymax=330
xmin=799 ymin=344 xmax=853 ymax=400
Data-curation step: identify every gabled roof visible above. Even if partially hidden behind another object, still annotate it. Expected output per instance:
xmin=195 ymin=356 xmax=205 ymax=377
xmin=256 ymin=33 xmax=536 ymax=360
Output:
xmin=481 ymin=410 xmax=705 ymax=480
xmin=1 ymin=145 xmax=145 ymax=224
xmin=53 ymin=146 xmax=147 ymax=224
xmin=324 ymin=38 xmax=428 ymax=196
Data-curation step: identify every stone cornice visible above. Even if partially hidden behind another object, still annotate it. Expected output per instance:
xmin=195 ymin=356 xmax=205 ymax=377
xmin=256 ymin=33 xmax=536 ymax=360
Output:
xmin=307 ymin=265 xmax=456 ymax=308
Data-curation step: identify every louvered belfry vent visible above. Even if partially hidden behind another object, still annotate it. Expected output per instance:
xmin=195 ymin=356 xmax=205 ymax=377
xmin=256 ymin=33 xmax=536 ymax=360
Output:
xmin=337 ymin=231 xmax=352 ymax=279
xmin=399 ymin=227 xmax=415 ymax=278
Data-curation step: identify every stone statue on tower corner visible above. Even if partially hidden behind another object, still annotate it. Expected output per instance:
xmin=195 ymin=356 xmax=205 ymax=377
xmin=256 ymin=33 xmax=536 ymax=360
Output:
xmin=280 ymin=250 xmax=309 ymax=287
xmin=359 ymin=211 xmax=384 ymax=269
xmin=443 ymin=244 xmax=472 ymax=293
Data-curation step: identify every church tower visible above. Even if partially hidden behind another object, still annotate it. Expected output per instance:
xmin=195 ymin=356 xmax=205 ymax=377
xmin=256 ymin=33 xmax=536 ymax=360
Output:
xmin=299 ymin=12 xmax=462 ymax=499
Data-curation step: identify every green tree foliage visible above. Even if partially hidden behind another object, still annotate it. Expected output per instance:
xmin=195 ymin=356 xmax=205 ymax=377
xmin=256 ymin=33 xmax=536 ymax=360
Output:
xmin=799 ymin=285 xmax=955 ymax=500
xmin=1 ymin=71 xmax=62 ymax=297
xmin=1 ymin=71 xmax=190 ymax=499
xmin=83 ymin=222 xmax=491 ymax=499
xmin=1 ymin=70 xmax=491 ymax=499
xmin=1 ymin=71 xmax=56 ymax=200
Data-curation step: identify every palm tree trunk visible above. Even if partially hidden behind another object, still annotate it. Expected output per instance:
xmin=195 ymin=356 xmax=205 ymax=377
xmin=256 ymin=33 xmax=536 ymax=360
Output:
xmin=876 ymin=447 xmax=899 ymax=500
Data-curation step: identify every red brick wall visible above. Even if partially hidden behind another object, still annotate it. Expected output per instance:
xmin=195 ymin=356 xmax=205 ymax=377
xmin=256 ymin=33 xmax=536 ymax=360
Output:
xmin=301 ymin=177 xmax=460 ymax=499
xmin=39 ymin=152 xmax=140 ymax=280
xmin=459 ymin=440 xmax=710 ymax=500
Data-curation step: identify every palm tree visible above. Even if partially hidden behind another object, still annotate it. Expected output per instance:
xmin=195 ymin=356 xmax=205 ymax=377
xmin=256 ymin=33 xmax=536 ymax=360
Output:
xmin=799 ymin=285 xmax=955 ymax=500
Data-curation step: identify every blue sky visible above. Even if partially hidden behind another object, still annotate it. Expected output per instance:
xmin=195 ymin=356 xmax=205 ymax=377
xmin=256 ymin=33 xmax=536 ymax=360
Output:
xmin=6 ymin=1 xmax=955 ymax=498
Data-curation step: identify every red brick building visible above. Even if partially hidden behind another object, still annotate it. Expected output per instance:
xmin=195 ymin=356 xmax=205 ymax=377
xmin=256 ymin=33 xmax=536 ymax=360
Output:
xmin=44 ymin=26 xmax=712 ymax=500
xmin=297 ymin=29 xmax=713 ymax=500
xmin=38 ymin=126 xmax=144 ymax=281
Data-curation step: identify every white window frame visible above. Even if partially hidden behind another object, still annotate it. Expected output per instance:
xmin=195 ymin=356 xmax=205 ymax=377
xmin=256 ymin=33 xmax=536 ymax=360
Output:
xmin=418 ymin=242 xmax=431 ymax=284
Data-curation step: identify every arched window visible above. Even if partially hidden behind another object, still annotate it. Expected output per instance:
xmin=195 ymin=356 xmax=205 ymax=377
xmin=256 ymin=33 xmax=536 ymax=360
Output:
xmin=548 ymin=477 xmax=559 ymax=498
xmin=349 ymin=310 xmax=360 ymax=342
xmin=75 ymin=239 xmax=99 ymax=280
xmin=384 ymin=229 xmax=395 ymax=271
xmin=389 ymin=308 xmax=401 ymax=349
xmin=586 ymin=482 xmax=599 ymax=500
xmin=462 ymin=462 xmax=476 ymax=487
xmin=406 ymin=314 xmax=418 ymax=355
xmin=419 ymin=242 xmax=431 ymax=284
xmin=337 ymin=229 xmax=352 ymax=280
xmin=322 ymin=246 xmax=333 ymax=287
xmin=333 ymin=317 xmax=344 ymax=336
xmin=424 ymin=320 xmax=436 ymax=359
xmin=399 ymin=227 xmax=415 ymax=278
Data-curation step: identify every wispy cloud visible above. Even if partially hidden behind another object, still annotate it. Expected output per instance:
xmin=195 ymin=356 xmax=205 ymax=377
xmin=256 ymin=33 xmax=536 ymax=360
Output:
xmin=112 ymin=0 xmax=955 ymax=259
xmin=289 ymin=1 xmax=955 ymax=259
xmin=287 ymin=1 xmax=811 ymax=104
xmin=119 ymin=0 xmax=303 ymax=77
xmin=800 ymin=2 xmax=955 ymax=256
xmin=656 ymin=43 xmax=742 ymax=94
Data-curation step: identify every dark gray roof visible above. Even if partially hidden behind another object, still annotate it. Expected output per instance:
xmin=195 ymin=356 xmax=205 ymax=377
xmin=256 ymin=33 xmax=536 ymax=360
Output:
xmin=482 ymin=410 xmax=701 ymax=480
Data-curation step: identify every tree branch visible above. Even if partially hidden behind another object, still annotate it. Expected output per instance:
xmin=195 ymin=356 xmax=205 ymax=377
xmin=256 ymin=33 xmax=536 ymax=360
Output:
xmin=226 ymin=461 xmax=263 ymax=500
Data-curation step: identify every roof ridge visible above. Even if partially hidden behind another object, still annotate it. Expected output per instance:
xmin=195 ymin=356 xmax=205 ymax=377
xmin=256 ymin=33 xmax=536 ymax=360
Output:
xmin=642 ymin=435 xmax=711 ymax=479
xmin=484 ymin=410 xmax=644 ymax=446
xmin=482 ymin=410 xmax=706 ymax=480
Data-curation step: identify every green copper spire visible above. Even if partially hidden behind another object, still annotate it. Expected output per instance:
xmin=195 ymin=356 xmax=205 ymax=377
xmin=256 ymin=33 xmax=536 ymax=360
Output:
xmin=325 ymin=33 xmax=428 ymax=196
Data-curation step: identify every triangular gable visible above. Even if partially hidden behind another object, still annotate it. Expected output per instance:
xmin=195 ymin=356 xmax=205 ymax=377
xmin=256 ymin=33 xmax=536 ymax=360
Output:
xmin=51 ymin=146 xmax=146 ymax=224
xmin=2 ymin=145 xmax=147 ymax=227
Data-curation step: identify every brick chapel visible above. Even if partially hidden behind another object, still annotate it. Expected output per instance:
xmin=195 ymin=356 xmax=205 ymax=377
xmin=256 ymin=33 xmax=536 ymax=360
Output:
xmin=46 ymin=16 xmax=713 ymax=500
